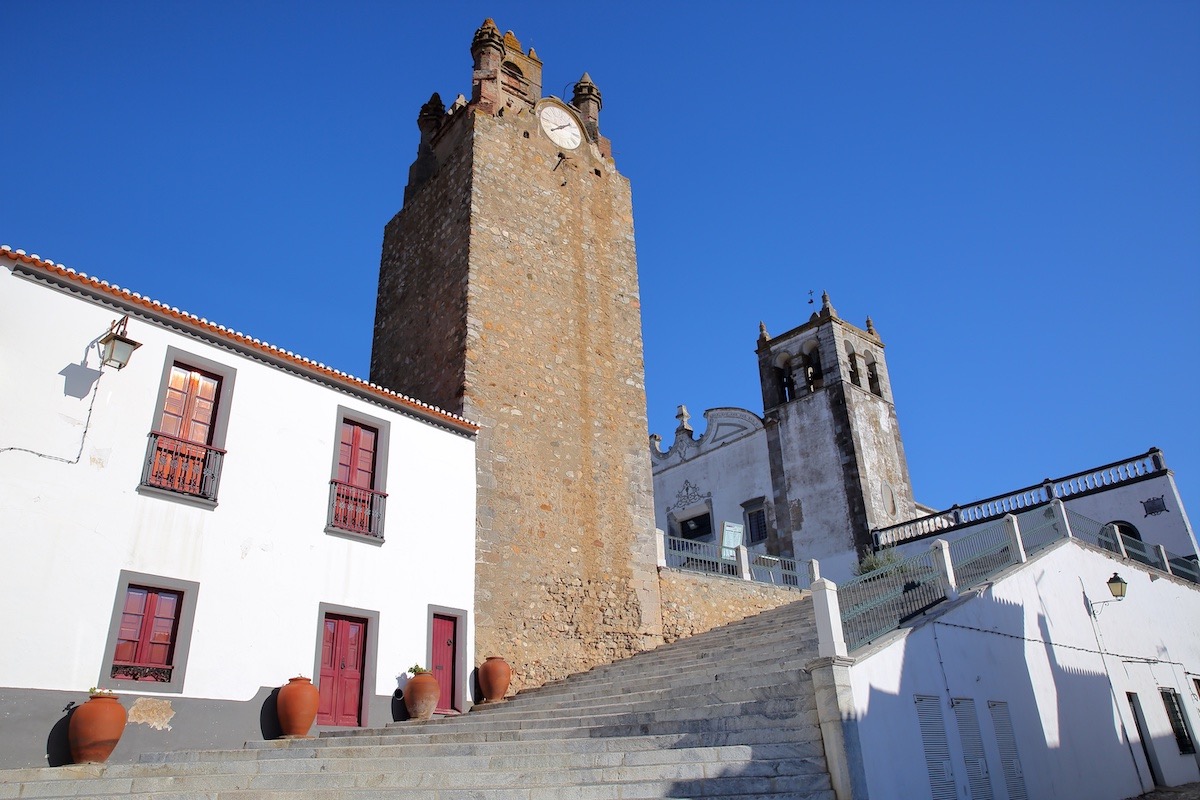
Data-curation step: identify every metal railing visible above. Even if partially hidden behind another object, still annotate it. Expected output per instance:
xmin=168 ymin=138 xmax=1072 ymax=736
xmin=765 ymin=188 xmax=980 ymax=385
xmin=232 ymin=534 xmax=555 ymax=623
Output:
xmin=839 ymin=548 xmax=945 ymax=651
xmin=1014 ymin=506 xmax=1062 ymax=553
xmin=664 ymin=536 xmax=738 ymax=577
xmin=873 ymin=449 xmax=1166 ymax=549
xmin=842 ymin=504 xmax=1199 ymax=652
xmin=1121 ymin=535 xmax=1167 ymax=571
xmin=750 ymin=553 xmax=804 ymax=587
xmin=328 ymin=480 xmax=387 ymax=539
xmin=141 ymin=431 xmax=224 ymax=501
xmin=661 ymin=534 xmax=810 ymax=589
xmin=947 ymin=520 xmax=1013 ymax=588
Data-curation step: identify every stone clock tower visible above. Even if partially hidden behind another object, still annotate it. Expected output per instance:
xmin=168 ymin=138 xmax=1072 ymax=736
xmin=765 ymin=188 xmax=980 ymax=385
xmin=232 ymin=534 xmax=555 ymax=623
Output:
xmin=371 ymin=20 xmax=662 ymax=689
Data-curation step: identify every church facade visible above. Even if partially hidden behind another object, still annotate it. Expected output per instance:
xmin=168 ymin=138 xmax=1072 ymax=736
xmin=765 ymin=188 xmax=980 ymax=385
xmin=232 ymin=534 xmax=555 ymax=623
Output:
xmin=652 ymin=293 xmax=921 ymax=580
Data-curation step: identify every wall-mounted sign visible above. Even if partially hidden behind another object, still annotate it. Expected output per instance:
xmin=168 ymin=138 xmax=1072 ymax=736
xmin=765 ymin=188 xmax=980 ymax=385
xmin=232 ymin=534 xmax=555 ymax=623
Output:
xmin=721 ymin=521 xmax=744 ymax=560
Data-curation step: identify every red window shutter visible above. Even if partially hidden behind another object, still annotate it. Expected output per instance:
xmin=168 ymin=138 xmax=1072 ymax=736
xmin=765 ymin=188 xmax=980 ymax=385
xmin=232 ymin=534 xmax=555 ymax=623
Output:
xmin=114 ymin=587 xmax=148 ymax=663
xmin=337 ymin=421 xmax=377 ymax=490
xmin=159 ymin=365 xmax=221 ymax=445
xmin=114 ymin=586 xmax=182 ymax=674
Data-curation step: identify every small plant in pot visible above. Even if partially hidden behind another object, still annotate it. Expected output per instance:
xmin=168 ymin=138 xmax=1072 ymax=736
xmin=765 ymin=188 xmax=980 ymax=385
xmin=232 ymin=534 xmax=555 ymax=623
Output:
xmin=69 ymin=687 xmax=127 ymax=764
xmin=403 ymin=664 xmax=440 ymax=721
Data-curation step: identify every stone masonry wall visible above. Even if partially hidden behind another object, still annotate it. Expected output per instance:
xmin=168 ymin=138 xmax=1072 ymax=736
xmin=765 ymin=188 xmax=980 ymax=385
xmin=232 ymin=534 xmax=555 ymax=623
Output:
xmin=371 ymin=119 xmax=474 ymax=411
xmin=658 ymin=568 xmax=805 ymax=644
xmin=463 ymin=110 xmax=661 ymax=691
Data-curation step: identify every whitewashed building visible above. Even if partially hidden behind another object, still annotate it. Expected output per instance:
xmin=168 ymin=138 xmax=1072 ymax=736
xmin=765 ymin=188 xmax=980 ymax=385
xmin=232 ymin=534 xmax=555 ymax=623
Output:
xmin=652 ymin=297 xmax=1198 ymax=582
xmin=0 ymin=247 xmax=478 ymax=768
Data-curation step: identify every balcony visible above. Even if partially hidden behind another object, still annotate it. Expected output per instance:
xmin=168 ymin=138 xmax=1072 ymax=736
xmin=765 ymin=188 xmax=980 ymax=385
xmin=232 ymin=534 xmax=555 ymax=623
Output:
xmin=328 ymin=480 xmax=387 ymax=539
xmin=141 ymin=431 xmax=224 ymax=502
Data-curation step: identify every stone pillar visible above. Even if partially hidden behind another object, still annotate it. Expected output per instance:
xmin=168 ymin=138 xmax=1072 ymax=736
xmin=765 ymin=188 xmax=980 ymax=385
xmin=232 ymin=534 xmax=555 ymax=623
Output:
xmin=807 ymin=655 xmax=869 ymax=800
xmin=1153 ymin=544 xmax=1171 ymax=572
xmin=735 ymin=545 xmax=752 ymax=580
xmin=931 ymin=539 xmax=958 ymax=601
xmin=810 ymin=578 xmax=847 ymax=659
xmin=1050 ymin=498 xmax=1075 ymax=541
xmin=1004 ymin=512 xmax=1027 ymax=563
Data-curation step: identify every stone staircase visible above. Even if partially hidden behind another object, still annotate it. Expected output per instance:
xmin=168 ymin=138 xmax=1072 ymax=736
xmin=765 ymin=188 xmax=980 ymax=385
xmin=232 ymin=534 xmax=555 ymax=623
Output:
xmin=0 ymin=597 xmax=832 ymax=799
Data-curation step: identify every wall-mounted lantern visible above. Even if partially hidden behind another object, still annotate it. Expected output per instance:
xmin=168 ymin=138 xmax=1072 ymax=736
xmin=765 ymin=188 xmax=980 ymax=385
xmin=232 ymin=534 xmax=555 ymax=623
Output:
xmin=1106 ymin=572 xmax=1128 ymax=601
xmin=98 ymin=315 xmax=141 ymax=370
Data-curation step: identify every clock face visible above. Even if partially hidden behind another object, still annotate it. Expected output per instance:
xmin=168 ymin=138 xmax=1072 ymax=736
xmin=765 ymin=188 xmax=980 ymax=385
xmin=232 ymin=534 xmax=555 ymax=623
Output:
xmin=539 ymin=105 xmax=582 ymax=150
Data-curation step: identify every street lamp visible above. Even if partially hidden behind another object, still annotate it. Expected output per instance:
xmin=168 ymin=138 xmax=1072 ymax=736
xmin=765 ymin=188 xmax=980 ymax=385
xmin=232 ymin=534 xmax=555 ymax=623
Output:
xmin=1106 ymin=572 xmax=1128 ymax=601
xmin=98 ymin=315 xmax=141 ymax=370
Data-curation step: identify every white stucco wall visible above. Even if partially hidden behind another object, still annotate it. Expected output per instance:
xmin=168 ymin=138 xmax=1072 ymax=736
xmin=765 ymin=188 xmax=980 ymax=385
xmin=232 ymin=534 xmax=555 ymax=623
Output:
xmin=1062 ymin=474 xmax=1198 ymax=559
xmin=651 ymin=409 xmax=773 ymax=545
xmin=848 ymin=539 xmax=1200 ymax=800
xmin=0 ymin=261 xmax=476 ymax=702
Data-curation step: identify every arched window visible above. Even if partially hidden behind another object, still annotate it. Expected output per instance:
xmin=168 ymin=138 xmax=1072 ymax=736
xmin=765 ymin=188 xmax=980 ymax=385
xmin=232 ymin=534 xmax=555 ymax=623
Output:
xmin=846 ymin=343 xmax=862 ymax=387
xmin=864 ymin=351 xmax=882 ymax=397
xmin=802 ymin=343 xmax=824 ymax=393
xmin=773 ymin=354 xmax=796 ymax=403
xmin=1110 ymin=521 xmax=1142 ymax=541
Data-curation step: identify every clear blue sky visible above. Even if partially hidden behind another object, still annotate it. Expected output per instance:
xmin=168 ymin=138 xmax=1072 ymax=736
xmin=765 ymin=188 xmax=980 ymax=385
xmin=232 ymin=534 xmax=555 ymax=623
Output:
xmin=5 ymin=3 xmax=1198 ymax=516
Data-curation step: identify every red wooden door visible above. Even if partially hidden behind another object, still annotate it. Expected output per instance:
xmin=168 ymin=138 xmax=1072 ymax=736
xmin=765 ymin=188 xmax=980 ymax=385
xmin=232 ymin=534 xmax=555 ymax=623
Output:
xmin=316 ymin=614 xmax=366 ymax=727
xmin=431 ymin=614 xmax=457 ymax=713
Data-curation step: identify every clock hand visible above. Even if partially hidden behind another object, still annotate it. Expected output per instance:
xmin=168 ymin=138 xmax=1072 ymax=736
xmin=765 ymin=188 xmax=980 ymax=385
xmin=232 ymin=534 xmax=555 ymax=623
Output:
xmin=552 ymin=123 xmax=574 ymax=131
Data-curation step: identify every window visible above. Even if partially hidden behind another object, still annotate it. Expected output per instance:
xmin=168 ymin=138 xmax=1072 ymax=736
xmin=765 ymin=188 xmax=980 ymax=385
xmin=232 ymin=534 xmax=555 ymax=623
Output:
xmin=846 ymin=343 xmax=862 ymax=387
xmin=141 ymin=350 xmax=236 ymax=505
xmin=802 ymin=347 xmax=824 ymax=393
xmin=745 ymin=504 xmax=768 ymax=545
xmin=680 ymin=513 xmax=713 ymax=541
xmin=112 ymin=586 xmax=180 ymax=682
xmin=1161 ymin=688 xmax=1196 ymax=754
xmin=864 ymin=351 xmax=883 ymax=397
xmin=101 ymin=571 xmax=199 ymax=693
xmin=774 ymin=366 xmax=796 ymax=403
xmin=327 ymin=409 xmax=390 ymax=540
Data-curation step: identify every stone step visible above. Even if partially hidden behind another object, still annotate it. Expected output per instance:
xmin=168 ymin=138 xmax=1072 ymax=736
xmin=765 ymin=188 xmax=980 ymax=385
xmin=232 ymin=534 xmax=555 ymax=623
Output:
xmin=523 ymin=637 xmax=819 ymax=680
xmin=0 ymin=598 xmax=831 ymax=800
xmin=421 ymin=684 xmax=815 ymax=731
xmin=0 ymin=751 xmax=833 ymax=799
xmin=6 ymin=747 xmax=828 ymax=785
xmin=145 ymin=737 xmax=826 ymax=766
xmin=544 ymin=625 xmax=818 ymax=671
xmin=350 ymin=695 xmax=814 ymax=739
xmin=239 ymin=719 xmax=822 ymax=757
xmin=473 ymin=659 xmax=818 ymax=710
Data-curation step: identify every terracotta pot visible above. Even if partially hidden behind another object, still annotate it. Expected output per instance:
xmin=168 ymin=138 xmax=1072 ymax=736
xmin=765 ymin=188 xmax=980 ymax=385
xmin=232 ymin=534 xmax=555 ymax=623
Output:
xmin=478 ymin=656 xmax=512 ymax=702
xmin=276 ymin=676 xmax=320 ymax=737
xmin=403 ymin=672 xmax=440 ymax=720
xmin=69 ymin=694 xmax=127 ymax=764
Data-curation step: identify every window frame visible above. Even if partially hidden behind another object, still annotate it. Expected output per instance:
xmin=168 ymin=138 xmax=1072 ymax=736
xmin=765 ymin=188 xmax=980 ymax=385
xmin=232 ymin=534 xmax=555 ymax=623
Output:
xmin=742 ymin=498 xmax=769 ymax=546
xmin=139 ymin=347 xmax=237 ymax=508
xmin=100 ymin=571 xmax=200 ymax=694
xmin=325 ymin=406 xmax=391 ymax=542
xmin=1161 ymin=687 xmax=1197 ymax=755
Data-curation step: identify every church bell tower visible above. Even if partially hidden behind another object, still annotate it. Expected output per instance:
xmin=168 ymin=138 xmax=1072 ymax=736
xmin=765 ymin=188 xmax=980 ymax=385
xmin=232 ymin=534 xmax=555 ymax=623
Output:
xmin=756 ymin=294 xmax=917 ymax=561
xmin=370 ymin=20 xmax=662 ymax=690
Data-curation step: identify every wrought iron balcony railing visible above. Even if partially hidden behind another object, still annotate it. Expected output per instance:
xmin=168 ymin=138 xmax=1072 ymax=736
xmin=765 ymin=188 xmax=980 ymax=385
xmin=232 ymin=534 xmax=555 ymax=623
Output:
xmin=328 ymin=480 xmax=387 ymax=539
xmin=141 ymin=431 xmax=224 ymax=502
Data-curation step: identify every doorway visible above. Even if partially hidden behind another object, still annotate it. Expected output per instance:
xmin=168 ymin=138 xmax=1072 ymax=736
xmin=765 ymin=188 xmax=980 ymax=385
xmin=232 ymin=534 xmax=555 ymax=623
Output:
xmin=1128 ymin=692 xmax=1165 ymax=787
xmin=427 ymin=605 xmax=468 ymax=713
xmin=317 ymin=613 xmax=367 ymax=726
